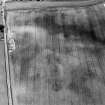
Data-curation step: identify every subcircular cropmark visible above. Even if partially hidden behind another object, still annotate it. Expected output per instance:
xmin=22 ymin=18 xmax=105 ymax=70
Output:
xmin=47 ymin=78 xmax=64 ymax=92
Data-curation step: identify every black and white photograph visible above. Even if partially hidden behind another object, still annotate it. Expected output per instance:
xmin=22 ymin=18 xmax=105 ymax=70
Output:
xmin=0 ymin=0 xmax=105 ymax=105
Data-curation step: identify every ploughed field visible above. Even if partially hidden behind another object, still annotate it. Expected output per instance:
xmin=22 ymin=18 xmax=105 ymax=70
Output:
xmin=7 ymin=4 xmax=105 ymax=105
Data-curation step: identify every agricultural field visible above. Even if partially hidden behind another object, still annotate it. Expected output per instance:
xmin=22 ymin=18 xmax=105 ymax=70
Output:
xmin=6 ymin=3 xmax=105 ymax=105
xmin=0 ymin=41 xmax=8 ymax=105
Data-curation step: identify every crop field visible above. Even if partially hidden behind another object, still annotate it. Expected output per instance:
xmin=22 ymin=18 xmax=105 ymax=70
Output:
xmin=5 ymin=3 xmax=105 ymax=105
xmin=0 ymin=41 xmax=8 ymax=105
